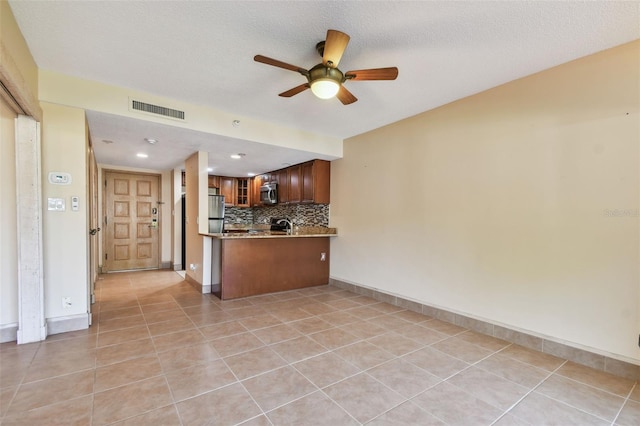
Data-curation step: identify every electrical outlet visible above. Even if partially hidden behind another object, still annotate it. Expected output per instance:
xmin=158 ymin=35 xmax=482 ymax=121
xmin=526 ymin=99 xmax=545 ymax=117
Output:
xmin=320 ymin=252 xmax=326 ymax=261
xmin=62 ymin=297 xmax=72 ymax=309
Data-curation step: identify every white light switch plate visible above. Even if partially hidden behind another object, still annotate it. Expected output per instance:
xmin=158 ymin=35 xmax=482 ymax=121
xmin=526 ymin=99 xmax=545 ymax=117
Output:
xmin=47 ymin=198 xmax=65 ymax=211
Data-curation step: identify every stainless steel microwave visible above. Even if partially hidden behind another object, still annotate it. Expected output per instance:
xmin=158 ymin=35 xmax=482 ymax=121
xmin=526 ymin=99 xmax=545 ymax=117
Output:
xmin=260 ymin=182 xmax=278 ymax=205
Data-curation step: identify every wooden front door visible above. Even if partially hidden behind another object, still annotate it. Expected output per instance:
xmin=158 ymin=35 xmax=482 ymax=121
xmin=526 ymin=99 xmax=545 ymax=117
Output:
xmin=104 ymin=171 xmax=160 ymax=272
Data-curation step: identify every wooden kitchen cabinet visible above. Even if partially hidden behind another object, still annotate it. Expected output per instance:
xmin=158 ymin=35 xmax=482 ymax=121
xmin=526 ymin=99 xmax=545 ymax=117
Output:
xmin=301 ymin=160 xmax=330 ymax=204
xmin=211 ymin=160 xmax=329 ymax=208
xmin=208 ymin=175 xmax=220 ymax=189
xmin=272 ymin=160 xmax=331 ymax=205
xmin=277 ymin=169 xmax=289 ymax=204
xmin=251 ymin=176 xmax=262 ymax=207
xmin=219 ymin=176 xmax=236 ymax=206
xmin=181 ymin=172 xmax=221 ymax=190
xmin=259 ymin=172 xmax=273 ymax=184
xmin=287 ymin=165 xmax=302 ymax=204
xmin=236 ymin=178 xmax=250 ymax=207
xmin=216 ymin=237 xmax=330 ymax=300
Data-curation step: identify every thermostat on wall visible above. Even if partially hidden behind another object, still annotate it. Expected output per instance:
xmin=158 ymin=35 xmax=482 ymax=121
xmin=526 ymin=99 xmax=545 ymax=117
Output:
xmin=48 ymin=172 xmax=72 ymax=185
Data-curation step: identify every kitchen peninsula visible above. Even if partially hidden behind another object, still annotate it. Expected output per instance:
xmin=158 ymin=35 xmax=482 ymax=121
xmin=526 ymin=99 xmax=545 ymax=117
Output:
xmin=204 ymin=227 xmax=337 ymax=300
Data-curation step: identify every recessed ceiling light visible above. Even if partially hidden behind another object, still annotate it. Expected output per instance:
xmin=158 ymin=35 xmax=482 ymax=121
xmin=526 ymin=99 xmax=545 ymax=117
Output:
xmin=247 ymin=172 xmax=256 ymax=177
xmin=136 ymin=153 xmax=148 ymax=158
xmin=281 ymin=162 xmax=291 ymax=167
xmin=144 ymin=138 xmax=158 ymax=144
xmin=230 ymin=153 xmax=246 ymax=159
xmin=232 ymin=120 xmax=240 ymax=127
xmin=207 ymin=167 xmax=213 ymax=172
xmin=102 ymin=139 xmax=114 ymax=144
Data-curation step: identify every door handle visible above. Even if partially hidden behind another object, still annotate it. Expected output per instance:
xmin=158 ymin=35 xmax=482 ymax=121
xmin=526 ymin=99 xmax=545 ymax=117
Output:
xmin=89 ymin=228 xmax=98 ymax=235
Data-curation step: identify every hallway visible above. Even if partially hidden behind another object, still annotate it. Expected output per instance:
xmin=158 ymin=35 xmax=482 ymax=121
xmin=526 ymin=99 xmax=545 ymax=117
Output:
xmin=0 ymin=270 xmax=638 ymax=425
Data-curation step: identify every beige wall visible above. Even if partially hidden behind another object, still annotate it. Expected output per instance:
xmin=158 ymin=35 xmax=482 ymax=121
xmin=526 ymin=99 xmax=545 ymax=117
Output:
xmin=184 ymin=151 xmax=209 ymax=285
xmin=0 ymin=1 xmax=36 ymax=93
xmin=40 ymin=102 xmax=89 ymax=320
xmin=330 ymin=41 xmax=640 ymax=362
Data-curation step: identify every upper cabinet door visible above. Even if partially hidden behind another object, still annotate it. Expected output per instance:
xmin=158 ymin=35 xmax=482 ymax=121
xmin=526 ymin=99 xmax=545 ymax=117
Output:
xmin=301 ymin=161 xmax=314 ymax=203
xmin=277 ymin=169 xmax=289 ymax=204
xmin=301 ymin=160 xmax=330 ymax=204
xmin=251 ymin=176 xmax=263 ymax=207
xmin=288 ymin=165 xmax=302 ymax=204
xmin=219 ymin=176 xmax=236 ymax=206
xmin=236 ymin=178 xmax=250 ymax=207
xmin=208 ymin=175 xmax=220 ymax=189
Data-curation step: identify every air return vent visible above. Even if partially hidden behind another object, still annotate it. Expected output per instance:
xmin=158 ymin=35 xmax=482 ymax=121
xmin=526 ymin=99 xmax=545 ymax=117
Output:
xmin=130 ymin=99 xmax=185 ymax=121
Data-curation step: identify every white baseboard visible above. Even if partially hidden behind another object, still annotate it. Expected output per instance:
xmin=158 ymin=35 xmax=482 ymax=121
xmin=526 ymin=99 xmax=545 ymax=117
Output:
xmin=0 ymin=323 xmax=18 ymax=343
xmin=185 ymin=274 xmax=211 ymax=294
xmin=46 ymin=313 xmax=90 ymax=335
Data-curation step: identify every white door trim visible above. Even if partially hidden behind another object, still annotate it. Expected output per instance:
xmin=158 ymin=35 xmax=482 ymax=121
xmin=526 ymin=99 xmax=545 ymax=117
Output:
xmin=15 ymin=115 xmax=46 ymax=343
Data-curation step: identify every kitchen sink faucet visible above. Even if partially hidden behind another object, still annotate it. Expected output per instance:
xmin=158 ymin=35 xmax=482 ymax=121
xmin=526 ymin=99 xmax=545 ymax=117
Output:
xmin=277 ymin=218 xmax=293 ymax=234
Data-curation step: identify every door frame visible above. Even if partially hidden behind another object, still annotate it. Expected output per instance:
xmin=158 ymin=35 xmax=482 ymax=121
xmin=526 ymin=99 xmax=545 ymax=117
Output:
xmin=101 ymin=169 xmax=162 ymax=272
xmin=87 ymin=139 xmax=99 ymax=312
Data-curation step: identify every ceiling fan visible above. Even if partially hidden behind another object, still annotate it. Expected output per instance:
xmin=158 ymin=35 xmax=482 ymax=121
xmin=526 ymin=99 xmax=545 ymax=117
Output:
xmin=254 ymin=29 xmax=398 ymax=105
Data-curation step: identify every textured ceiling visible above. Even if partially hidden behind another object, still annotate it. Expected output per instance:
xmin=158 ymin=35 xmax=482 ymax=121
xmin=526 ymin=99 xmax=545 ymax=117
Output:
xmin=9 ymin=1 xmax=640 ymax=176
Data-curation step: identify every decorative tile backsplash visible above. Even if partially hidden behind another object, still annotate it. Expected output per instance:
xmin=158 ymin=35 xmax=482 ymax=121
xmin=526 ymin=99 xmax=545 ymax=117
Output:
xmin=225 ymin=204 xmax=329 ymax=227
xmin=224 ymin=206 xmax=254 ymax=224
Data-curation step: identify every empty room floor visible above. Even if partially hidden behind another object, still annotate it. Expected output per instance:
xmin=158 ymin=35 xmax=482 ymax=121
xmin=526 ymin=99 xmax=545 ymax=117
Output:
xmin=1 ymin=270 xmax=639 ymax=425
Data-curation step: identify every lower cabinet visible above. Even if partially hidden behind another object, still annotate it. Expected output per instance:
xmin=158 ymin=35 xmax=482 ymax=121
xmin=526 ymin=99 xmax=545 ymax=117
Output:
xmin=216 ymin=237 xmax=330 ymax=299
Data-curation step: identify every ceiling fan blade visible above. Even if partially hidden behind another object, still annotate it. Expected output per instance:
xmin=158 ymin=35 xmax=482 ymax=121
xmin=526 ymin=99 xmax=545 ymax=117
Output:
xmin=279 ymin=84 xmax=310 ymax=97
xmin=323 ymin=30 xmax=350 ymax=68
xmin=336 ymin=85 xmax=357 ymax=105
xmin=254 ymin=55 xmax=307 ymax=74
xmin=345 ymin=67 xmax=399 ymax=81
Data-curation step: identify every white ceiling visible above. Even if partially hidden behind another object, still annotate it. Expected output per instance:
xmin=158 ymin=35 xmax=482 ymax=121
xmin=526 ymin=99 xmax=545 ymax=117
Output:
xmin=9 ymin=1 xmax=640 ymax=176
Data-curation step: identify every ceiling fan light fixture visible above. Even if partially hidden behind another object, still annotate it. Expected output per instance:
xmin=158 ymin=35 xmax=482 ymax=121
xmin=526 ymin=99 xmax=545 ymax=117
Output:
xmin=310 ymin=79 xmax=340 ymax=99
xmin=254 ymin=29 xmax=397 ymax=105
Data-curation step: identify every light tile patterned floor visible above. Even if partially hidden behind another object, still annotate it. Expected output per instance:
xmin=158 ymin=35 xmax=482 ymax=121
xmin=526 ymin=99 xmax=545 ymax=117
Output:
xmin=1 ymin=270 xmax=639 ymax=425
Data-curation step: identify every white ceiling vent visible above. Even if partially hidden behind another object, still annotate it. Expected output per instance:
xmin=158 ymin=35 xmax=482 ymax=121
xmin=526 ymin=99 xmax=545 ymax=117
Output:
xmin=129 ymin=98 xmax=185 ymax=121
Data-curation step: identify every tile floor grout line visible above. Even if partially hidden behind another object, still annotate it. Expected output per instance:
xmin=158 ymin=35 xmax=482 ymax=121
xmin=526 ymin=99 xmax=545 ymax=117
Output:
xmin=289 ymin=351 xmax=363 ymax=391
xmin=610 ymin=381 xmax=636 ymax=426
xmin=313 ymin=387 xmax=370 ymax=426
xmin=488 ymin=358 xmax=622 ymax=425
xmin=487 ymin=358 xmax=566 ymax=425
xmin=552 ymin=365 xmax=639 ymax=399
xmin=234 ymin=372 xmax=270 ymax=421
xmin=402 ymin=340 xmax=525 ymax=424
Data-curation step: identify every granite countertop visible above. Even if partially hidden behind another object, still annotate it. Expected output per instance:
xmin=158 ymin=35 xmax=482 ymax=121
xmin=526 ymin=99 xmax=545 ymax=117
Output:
xmin=204 ymin=226 xmax=337 ymax=239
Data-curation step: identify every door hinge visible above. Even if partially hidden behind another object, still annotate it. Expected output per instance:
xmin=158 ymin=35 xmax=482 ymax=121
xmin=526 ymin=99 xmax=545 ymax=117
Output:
xmin=104 ymin=179 xmax=107 ymax=187
xmin=104 ymin=216 xmax=108 ymax=225
xmin=105 ymin=253 xmax=108 ymax=260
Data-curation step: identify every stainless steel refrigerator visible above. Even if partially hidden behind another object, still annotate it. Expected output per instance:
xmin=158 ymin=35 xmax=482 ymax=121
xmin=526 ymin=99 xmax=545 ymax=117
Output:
xmin=208 ymin=195 xmax=225 ymax=233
